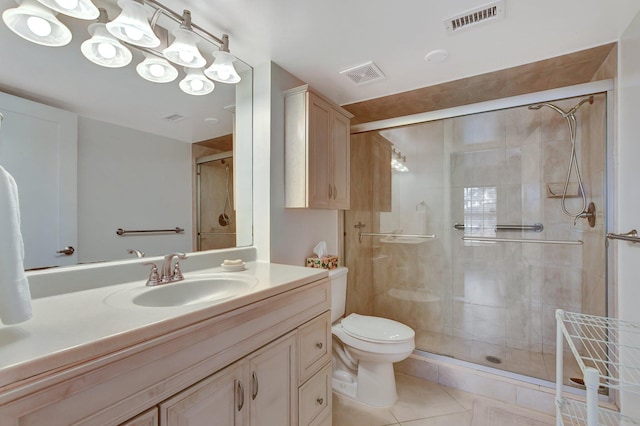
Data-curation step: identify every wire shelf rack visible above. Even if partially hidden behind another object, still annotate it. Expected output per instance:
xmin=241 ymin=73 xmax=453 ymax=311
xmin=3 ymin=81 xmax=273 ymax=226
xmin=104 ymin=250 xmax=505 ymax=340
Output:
xmin=556 ymin=310 xmax=640 ymax=394
xmin=556 ymin=309 xmax=640 ymax=426
xmin=559 ymin=398 xmax=640 ymax=426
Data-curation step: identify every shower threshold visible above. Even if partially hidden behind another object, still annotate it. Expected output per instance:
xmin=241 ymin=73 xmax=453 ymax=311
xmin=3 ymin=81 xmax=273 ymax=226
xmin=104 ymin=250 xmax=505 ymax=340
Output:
xmin=411 ymin=348 xmax=590 ymax=396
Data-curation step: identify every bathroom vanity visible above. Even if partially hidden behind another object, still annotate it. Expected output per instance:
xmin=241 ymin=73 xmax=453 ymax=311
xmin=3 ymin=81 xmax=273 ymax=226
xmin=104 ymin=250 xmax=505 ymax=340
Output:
xmin=0 ymin=250 xmax=332 ymax=426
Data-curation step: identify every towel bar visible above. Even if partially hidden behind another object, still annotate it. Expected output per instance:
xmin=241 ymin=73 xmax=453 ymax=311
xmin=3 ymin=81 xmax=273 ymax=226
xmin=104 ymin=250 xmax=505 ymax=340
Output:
xmin=116 ymin=227 xmax=184 ymax=236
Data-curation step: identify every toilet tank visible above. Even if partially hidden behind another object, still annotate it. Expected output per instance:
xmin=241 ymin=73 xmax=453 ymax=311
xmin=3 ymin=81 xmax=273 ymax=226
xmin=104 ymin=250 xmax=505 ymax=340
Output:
xmin=328 ymin=266 xmax=348 ymax=323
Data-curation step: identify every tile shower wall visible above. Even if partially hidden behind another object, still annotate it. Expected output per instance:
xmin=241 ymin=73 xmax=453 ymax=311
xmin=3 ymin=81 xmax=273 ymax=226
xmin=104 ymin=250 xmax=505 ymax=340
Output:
xmin=198 ymin=159 xmax=237 ymax=250
xmin=346 ymin=94 xmax=607 ymax=382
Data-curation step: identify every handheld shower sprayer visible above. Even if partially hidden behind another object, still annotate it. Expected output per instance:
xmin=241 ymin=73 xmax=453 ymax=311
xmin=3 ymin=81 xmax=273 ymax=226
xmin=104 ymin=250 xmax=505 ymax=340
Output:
xmin=527 ymin=96 xmax=596 ymax=227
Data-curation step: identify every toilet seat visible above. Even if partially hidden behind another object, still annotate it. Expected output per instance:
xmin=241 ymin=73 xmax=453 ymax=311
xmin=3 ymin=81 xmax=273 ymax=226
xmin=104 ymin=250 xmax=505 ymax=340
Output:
xmin=341 ymin=313 xmax=415 ymax=343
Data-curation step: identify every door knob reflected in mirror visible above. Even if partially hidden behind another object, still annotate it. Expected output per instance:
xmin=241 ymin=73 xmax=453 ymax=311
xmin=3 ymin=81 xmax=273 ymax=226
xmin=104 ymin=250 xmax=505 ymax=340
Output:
xmin=56 ymin=246 xmax=75 ymax=256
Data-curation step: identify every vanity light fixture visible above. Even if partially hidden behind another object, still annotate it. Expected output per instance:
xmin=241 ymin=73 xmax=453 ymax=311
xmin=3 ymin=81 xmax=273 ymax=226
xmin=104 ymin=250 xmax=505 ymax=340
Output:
xmin=2 ymin=0 xmax=243 ymax=95
xmin=204 ymin=34 xmax=241 ymax=83
xmin=36 ymin=0 xmax=98 ymax=20
xmin=2 ymin=0 xmax=72 ymax=46
xmin=136 ymin=53 xmax=178 ymax=83
xmin=106 ymin=0 xmax=160 ymax=48
xmin=179 ymin=67 xmax=214 ymax=96
xmin=81 ymin=8 xmax=132 ymax=68
xmin=162 ymin=10 xmax=206 ymax=68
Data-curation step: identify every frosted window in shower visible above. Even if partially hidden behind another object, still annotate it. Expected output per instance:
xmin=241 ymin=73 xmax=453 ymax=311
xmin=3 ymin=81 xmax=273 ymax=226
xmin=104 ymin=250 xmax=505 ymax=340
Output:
xmin=463 ymin=186 xmax=497 ymax=237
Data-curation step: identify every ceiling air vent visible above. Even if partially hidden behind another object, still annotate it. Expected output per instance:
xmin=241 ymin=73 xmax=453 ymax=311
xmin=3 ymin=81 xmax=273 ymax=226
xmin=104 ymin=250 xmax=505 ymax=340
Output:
xmin=444 ymin=0 xmax=505 ymax=34
xmin=162 ymin=113 xmax=185 ymax=123
xmin=340 ymin=61 xmax=386 ymax=85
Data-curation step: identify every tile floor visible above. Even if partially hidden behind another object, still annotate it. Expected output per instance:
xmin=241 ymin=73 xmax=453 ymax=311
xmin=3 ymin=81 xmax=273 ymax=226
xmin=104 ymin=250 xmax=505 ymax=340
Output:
xmin=332 ymin=373 xmax=555 ymax=426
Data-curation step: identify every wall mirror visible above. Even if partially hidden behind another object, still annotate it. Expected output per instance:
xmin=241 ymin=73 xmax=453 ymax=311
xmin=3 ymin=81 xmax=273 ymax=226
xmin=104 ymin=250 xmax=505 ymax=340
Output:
xmin=0 ymin=0 xmax=253 ymax=270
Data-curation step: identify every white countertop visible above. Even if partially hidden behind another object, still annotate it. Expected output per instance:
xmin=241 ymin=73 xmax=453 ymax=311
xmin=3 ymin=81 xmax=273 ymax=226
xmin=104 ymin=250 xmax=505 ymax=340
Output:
xmin=0 ymin=261 xmax=327 ymax=389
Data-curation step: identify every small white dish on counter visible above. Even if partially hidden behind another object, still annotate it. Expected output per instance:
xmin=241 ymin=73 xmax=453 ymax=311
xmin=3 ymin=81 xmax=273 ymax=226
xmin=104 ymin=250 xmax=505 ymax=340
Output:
xmin=221 ymin=262 xmax=246 ymax=272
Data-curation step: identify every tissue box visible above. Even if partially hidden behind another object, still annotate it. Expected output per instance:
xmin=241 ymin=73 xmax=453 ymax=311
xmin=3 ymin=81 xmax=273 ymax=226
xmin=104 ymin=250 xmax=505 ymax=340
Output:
xmin=306 ymin=255 xmax=339 ymax=269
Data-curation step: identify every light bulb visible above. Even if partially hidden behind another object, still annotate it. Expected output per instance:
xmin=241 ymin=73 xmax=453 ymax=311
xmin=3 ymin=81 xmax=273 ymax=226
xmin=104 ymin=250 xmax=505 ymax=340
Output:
xmin=124 ymin=26 xmax=143 ymax=41
xmin=178 ymin=50 xmax=194 ymax=64
xmin=54 ymin=0 xmax=79 ymax=10
xmin=97 ymin=42 xmax=116 ymax=59
xmin=204 ymin=50 xmax=241 ymax=84
xmin=27 ymin=15 xmax=51 ymax=36
xmin=216 ymin=69 xmax=230 ymax=81
xmin=149 ymin=63 xmax=165 ymax=77
xmin=190 ymin=79 xmax=204 ymax=91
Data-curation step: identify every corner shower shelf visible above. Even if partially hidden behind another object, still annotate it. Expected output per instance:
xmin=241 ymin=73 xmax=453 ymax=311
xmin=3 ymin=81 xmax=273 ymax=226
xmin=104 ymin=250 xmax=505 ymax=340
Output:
xmin=555 ymin=309 xmax=640 ymax=426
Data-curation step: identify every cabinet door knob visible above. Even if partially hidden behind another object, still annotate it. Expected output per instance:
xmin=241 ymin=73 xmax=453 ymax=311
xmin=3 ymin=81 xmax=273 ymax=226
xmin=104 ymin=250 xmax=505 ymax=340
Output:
xmin=316 ymin=342 xmax=323 ymax=349
xmin=252 ymin=371 xmax=259 ymax=400
xmin=316 ymin=397 xmax=324 ymax=405
xmin=328 ymin=184 xmax=332 ymax=199
xmin=237 ymin=380 xmax=245 ymax=411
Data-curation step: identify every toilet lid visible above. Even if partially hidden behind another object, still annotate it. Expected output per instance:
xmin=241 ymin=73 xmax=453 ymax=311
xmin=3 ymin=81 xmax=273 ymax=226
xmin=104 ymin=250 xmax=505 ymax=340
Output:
xmin=341 ymin=313 xmax=415 ymax=343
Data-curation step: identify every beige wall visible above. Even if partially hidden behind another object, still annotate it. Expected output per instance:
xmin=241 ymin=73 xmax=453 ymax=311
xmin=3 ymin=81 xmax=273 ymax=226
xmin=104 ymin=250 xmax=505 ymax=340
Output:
xmin=253 ymin=62 xmax=341 ymax=266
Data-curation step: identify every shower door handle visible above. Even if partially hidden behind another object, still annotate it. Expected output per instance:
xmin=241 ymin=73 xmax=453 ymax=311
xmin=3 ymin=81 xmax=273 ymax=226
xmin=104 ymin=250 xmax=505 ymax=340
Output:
xmin=56 ymin=246 xmax=75 ymax=256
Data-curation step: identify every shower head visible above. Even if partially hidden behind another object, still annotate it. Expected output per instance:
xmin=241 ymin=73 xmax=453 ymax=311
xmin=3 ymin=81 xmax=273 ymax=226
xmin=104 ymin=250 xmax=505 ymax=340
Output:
xmin=566 ymin=96 xmax=594 ymax=116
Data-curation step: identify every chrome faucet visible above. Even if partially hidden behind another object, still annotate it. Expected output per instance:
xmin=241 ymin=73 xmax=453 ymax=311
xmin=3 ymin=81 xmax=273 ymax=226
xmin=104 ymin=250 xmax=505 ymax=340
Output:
xmin=161 ymin=252 xmax=187 ymax=284
xmin=127 ymin=248 xmax=145 ymax=258
xmin=143 ymin=252 xmax=187 ymax=286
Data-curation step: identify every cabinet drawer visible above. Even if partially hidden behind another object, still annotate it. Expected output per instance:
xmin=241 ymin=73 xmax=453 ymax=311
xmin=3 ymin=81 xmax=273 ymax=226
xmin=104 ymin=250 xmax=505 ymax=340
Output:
xmin=298 ymin=311 xmax=331 ymax=384
xmin=299 ymin=362 xmax=332 ymax=426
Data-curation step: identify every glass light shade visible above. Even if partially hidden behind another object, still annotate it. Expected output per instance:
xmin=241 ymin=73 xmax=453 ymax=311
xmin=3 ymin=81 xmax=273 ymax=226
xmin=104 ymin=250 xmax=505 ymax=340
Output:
xmin=36 ymin=0 xmax=98 ymax=20
xmin=162 ymin=27 xmax=206 ymax=68
xmin=81 ymin=22 xmax=132 ymax=67
xmin=105 ymin=0 xmax=160 ymax=48
xmin=2 ymin=0 xmax=71 ymax=46
xmin=179 ymin=68 xmax=214 ymax=96
xmin=136 ymin=55 xmax=178 ymax=83
xmin=204 ymin=50 xmax=241 ymax=83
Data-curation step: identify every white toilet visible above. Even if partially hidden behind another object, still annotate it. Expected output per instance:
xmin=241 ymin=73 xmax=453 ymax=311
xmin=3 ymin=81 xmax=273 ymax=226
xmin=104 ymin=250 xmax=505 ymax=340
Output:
xmin=329 ymin=266 xmax=415 ymax=407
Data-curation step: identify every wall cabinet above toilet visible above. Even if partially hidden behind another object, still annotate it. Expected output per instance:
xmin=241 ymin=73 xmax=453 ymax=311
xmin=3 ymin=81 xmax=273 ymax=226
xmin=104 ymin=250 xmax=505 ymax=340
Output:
xmin=284 ymin=85 xmax=353 ymax=210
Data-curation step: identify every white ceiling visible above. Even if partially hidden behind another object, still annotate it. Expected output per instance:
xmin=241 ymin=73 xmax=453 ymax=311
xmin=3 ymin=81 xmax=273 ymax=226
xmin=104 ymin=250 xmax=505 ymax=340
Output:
xmin=168 ymin=0 xmax=640 ymax=105
xmin=2 ymin=0 xmax=639 ymax=142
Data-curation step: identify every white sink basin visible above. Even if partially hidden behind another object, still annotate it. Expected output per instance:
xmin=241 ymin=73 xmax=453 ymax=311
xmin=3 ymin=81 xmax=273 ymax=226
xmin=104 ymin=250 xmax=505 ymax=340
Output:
xmin=105 ymin=275 xmax=259 ymax=308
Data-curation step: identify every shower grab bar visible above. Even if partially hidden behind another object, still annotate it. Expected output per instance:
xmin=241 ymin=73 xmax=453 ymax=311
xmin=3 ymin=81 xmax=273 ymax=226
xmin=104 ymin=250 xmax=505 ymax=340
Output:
xmin=453 ymin=223 xmax=544 ymax=232
xmin=462 ymin=236 xmax=583 ymax=245
xmin=607 ymin=230 xmax=640 ymax=243
xmin=359 ymin=232 xmax=436 ymax=243
xmin=116 ymin=227 xmax=184 ymax=236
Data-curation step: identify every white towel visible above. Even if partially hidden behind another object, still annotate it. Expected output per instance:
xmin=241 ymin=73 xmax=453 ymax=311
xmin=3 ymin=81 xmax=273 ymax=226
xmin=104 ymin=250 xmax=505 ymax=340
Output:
xmin=0 ymin=165 xmax=32 ymax=325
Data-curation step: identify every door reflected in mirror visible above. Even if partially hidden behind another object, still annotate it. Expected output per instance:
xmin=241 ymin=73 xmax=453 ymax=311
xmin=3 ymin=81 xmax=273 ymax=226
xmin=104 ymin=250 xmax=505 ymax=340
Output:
xmin=196 ymin=152 xmax=237 ymax=251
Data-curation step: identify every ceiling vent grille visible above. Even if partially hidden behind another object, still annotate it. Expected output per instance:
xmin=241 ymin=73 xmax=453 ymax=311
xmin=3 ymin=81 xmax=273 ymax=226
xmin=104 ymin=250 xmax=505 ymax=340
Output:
xmin=162 ymin=113 xmax=186 ymax=123
xmin=340 ymin=61 xmax=386 ymax=85
xmin=444 ymin=0 xmax=505 ymax=33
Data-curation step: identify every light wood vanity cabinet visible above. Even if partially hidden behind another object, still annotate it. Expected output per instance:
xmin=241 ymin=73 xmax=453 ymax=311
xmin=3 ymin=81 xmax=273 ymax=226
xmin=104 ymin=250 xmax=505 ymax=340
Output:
xmin=159 ymin=315 xmax=331 ymax=426
xmin=297 ymin=311 xmax=332 ymax=425
xmin=160 ymin=333 xmax=296 ymax=426
xmin=285 ymin=84 xmax=353 ymax=210
xmin=0 ymin=278 xmax=331 ymax=426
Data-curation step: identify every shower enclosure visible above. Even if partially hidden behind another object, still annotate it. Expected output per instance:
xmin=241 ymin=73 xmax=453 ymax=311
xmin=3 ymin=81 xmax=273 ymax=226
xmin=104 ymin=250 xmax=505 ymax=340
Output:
xmin=344 ymin=89 xmax=608 ymax=387
xmin=197 ymin=154 xmax=236 ymax=250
